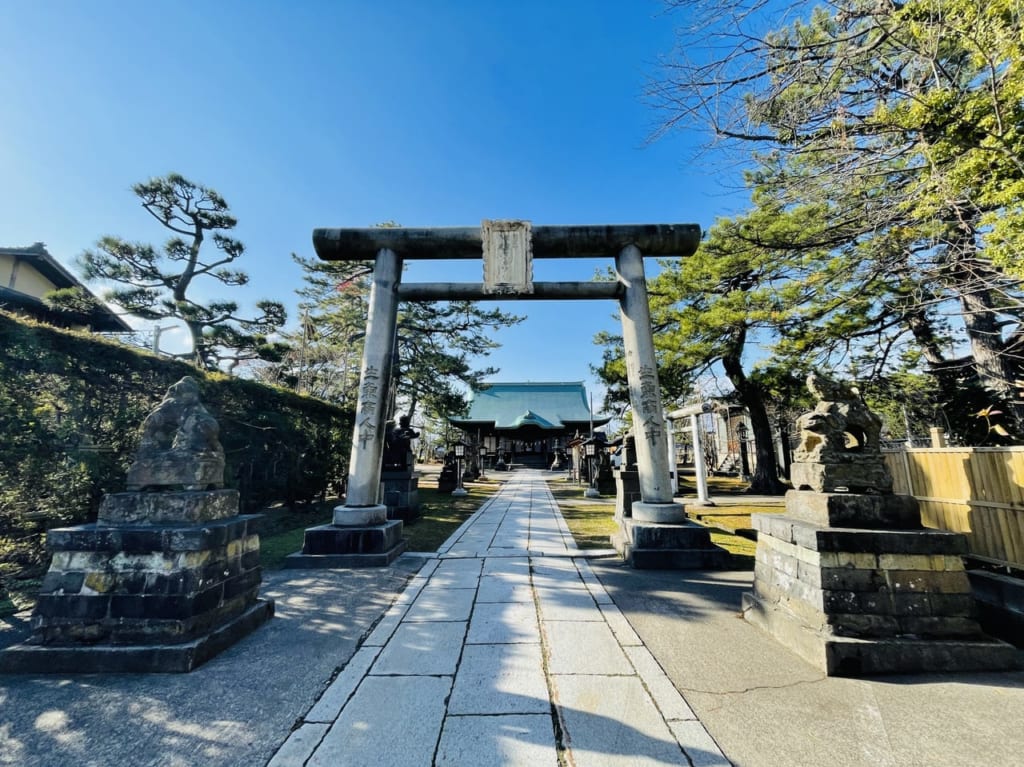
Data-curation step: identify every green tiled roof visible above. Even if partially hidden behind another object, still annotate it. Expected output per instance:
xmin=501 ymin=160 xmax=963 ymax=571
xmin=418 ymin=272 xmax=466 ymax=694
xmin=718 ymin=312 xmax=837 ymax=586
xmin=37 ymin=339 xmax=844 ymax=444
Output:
xmin=451 ymin=382 xmax=606 ymax=430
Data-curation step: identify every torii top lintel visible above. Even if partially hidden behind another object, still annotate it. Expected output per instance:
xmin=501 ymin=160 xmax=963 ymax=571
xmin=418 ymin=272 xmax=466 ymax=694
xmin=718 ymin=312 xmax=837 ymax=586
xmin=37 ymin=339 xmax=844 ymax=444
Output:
xmin=312 ymin=223 xmax=702 ymax=262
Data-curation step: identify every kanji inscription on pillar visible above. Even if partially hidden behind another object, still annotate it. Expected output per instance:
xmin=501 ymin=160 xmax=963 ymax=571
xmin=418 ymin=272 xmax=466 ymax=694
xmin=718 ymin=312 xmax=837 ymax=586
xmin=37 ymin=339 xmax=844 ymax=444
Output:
xmin=356 ymin=365 xmax=381 ymax=449
xmin=482 ymin=219 xmax=533 ymax=294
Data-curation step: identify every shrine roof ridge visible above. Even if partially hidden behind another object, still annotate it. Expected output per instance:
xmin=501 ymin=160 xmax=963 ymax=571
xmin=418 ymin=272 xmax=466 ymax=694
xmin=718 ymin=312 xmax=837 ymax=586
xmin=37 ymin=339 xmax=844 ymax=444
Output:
xmin=313 ymin=222 xmax=701 ymax=262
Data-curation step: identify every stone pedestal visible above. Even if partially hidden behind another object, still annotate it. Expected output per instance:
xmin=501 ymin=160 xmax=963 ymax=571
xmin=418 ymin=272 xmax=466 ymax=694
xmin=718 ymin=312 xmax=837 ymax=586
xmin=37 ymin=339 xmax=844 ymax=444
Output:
xmin=0 ymin=509 xmax=273 ymax=674
xmin=613 ymin=469 xmax=641 ymax=520
xmin=612 ymin=516 xmax=731 ymax=570
xmin=612 ymin=462 xmax=729 ymax=568
xmin=381 ymin=471 xmax=421 ymax=522
xmin=437 ymin=464 xmax=459 ymax=492
xmin=285 ymin=503 xmax=407 ymax=569
xmin=742 ymin=490 xmax=1020 ymax=675
xmin=0 ymin=377 xmax=275 ymax=674
xmin=595 ymin=465 xmax=616 ymax=495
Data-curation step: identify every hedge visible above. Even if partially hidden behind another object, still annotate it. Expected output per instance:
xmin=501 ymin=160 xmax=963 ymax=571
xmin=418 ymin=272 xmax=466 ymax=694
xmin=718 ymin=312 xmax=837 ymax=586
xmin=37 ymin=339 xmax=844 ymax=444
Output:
xmin=0 ymin=310 xmax=352 ymax=598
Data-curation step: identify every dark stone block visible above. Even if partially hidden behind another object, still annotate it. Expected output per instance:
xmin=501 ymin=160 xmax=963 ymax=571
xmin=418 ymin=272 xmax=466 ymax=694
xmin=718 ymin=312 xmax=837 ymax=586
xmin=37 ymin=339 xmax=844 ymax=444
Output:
xmin=168 ymin=526 xmax=221 ymax=551
xmin=118 ymin=529 xmax=168 ymax=553
xmin=819 ymin=568 xmax=886 ymax=592
xmin=47 ymin=516 xmax=261 ymax=556
xmin=625 ymin=521 xmax=716 ymax=550
xmin=784 ymin=490 xmax=921 ymax=529
xmin=107 ymin=619 xmax=190 ymax=645
xmin=927 ymin=593 xmax=977 ymax=618
xmin=108 ymin=594 xmax=198 ymax=620
xmin=39 ymin=571 xmax=88 ymax=595
xmin=774 ymin=518 xmax=970 ymax=555
xmin=890 ymin=593 xmax=933 ymax=616
xmin=611 ymin=522 xmax=731 ymax=571
xmin=34 ymin=595 xmax=110 ymax=621
xmin=300 ymin=522 xmax=404 ymax=556
xmin=99 ymin=488 xmax=238 ymax=525
xmin=46 ymin=526 xmax=122 ymax=552
xmin=0 ymin=600 xmax=275 ymax=674
xmin=223 ymin=568 xmax=262 ymax=601
xmin=145 ymin=571 xmax=200 ymax=596
xmin=192 ymin=585 xmax=225 ymax=614
xmin=623 ymin=546 xmax=732 ymax=570
xmin=284 ymin=544 xmax=408 ymax=569
xmin=822 ymin=590 xmax=864 ymax=613
xmin=823 ymin=636 xmax=1021 ymax=676
xmin=61 ymin=571 xmax=86 ymax=594
xmin=817 ymin=528 xmax=968 ymax=556
xmin=897 ymin=616 xmax=982 ymax=638
xmin=39 ymin=572 xmax=63 ymax=594
xmin=240 ymin=550 xmax=260 ymax=571
xmin=827 ymin=612 xmax=901 ymax=638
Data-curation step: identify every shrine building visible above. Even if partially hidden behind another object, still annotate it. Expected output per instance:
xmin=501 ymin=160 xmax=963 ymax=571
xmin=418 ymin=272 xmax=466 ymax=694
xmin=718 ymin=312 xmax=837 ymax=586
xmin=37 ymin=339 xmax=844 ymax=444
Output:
xmin=450 ymin=381 xmax=611 ymax=468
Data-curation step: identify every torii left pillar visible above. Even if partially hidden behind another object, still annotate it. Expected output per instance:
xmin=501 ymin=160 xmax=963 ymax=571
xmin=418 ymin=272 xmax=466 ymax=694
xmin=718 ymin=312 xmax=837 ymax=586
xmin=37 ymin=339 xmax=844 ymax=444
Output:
xmin=285 ymin=248 xmax=407 ymax=567
xmin=610 ymin=245 xmax=729 ymax=568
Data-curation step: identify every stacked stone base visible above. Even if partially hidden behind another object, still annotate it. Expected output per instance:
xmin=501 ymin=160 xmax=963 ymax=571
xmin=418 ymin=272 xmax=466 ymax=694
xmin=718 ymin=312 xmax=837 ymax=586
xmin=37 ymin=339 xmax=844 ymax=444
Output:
xmin=612 ymin=518 xmax=731 ymax=570
xmin=284 ymin=519 xmax=407 ymax=568
xmin=0 ymin=514 xmax=273 ymax=674
xmin=381 ymin=472 xmax=421 ymax=522
xmin=744 ymin=497 xmax=1020 ymax=675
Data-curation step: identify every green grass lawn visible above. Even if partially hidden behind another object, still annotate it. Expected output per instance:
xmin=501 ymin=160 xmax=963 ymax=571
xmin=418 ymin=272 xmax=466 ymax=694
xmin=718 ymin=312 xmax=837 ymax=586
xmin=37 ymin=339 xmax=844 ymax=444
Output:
xmin=547 ymin=480 xmax=618 ymax=549
xmin=257 ymin=477 xmax=504 ymax=568
xmin=545 ymin=476 xmax=769 ymax=566
xmin=402 ymin=479 xmax=501 ymax=552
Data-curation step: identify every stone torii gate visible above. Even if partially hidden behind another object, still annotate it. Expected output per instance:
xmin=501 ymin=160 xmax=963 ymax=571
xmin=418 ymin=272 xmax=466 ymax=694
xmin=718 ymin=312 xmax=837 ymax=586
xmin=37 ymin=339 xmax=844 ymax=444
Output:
xmin=287 ymin=221 xmax=727 ymax=568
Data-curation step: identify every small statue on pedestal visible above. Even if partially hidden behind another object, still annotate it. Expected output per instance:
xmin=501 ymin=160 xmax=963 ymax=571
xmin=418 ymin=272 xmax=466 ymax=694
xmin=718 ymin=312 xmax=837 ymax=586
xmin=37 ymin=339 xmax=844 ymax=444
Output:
xmin=383 ymin=415 xmax=419 ymax=473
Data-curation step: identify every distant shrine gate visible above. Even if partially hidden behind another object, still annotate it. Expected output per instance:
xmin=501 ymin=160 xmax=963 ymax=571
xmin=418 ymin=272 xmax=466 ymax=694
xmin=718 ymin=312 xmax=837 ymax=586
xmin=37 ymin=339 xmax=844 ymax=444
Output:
xmin=308 ymin=221 xmax=705 ymax=565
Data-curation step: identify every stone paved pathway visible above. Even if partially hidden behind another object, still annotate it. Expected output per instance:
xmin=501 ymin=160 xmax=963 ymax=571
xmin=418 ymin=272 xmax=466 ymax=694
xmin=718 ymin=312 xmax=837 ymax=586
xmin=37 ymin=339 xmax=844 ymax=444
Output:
xmin=267 ymin=470 xmax=731 ymax=767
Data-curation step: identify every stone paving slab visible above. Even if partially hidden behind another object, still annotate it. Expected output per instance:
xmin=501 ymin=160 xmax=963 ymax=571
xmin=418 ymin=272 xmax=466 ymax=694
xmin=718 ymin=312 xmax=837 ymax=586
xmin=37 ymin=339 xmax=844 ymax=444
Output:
xmin=601 ymin=603 xmax=644 ymax=646
xmin=448 ymin=641 xmax=550 ymax=715
xmin=307 ymin=675 xmax=452 ymax=767
xmin=370 ymin=620 xmax=467 ymax=675
xmin=477 ymin=577 xmax=535 ymax=603
xmin=403 ymin=585 xmax=477 ymax=622
xmin=481 ymin=558 xmax=531 ymax=577
xmin=623 ymin=645 xmax=697 ymax=722
xmin=535 ymin=586 xmax=605 ymax=622
xmin=267 ymin=722 xmax=330 ymax=767
xmin=427 ymin=564 xmax=483 ymax=589
xmin=543 ymin=619 xmax=631 ymax=674
xmin=305 ymin=644 xmax=381 ymax=722
xmin=551 ymin=673 xmax=690 ymax=767
xmin=666 ymin=721 xmax=733 ymax=767
xmin=467 ymin=601 xmax=540 ymax=644
xmin=435 ymin=714 xmax=559 ymax=767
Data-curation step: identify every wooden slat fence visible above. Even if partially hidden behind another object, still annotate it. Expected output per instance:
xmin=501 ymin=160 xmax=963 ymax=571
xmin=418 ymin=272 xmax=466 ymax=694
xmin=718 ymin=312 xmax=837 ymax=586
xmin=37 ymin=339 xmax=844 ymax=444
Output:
xmin=883 ymin=447 xmax=1024 ymax=570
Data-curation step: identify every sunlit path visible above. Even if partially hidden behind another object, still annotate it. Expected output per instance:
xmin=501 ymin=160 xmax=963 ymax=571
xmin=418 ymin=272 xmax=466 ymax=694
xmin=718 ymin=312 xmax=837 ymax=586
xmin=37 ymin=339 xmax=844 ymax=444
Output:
xmin=269 ymin=470 xmax=730 ymax=767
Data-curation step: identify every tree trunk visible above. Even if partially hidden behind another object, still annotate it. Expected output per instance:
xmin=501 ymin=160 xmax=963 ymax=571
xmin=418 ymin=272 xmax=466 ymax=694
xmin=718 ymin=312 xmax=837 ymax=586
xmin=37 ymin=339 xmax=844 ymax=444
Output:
xmin=721 ymin=330 xmax=786 ymax=495
xmin=947 ymin=245 xmax=1024 ymax=432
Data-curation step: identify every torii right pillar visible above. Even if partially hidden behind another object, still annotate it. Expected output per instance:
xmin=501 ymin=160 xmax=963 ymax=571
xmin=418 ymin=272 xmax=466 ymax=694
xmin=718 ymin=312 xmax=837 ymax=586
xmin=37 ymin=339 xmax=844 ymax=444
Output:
xmin=611 ymin=244 xmax=729 ymax=568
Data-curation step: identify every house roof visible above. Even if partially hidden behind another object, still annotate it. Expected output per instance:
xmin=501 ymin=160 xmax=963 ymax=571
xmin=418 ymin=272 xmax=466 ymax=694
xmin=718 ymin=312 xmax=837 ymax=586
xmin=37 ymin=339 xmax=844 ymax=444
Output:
xmin=451 ymin=382 xmax=610 ymax=432
xmin=0 ymin=243 xmax=131 ymax=332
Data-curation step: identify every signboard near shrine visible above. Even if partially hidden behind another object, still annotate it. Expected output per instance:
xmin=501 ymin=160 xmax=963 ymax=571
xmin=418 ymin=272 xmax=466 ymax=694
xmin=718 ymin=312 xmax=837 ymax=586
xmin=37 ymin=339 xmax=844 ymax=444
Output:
xmin=482 ymin=219 xmax=533 ymax=294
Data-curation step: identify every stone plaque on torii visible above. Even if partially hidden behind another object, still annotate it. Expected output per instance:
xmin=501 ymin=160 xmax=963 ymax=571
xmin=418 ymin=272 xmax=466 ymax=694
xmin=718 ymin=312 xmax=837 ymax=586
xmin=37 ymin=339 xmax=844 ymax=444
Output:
xmin=288 ymin=220 xmax=727 ymax=569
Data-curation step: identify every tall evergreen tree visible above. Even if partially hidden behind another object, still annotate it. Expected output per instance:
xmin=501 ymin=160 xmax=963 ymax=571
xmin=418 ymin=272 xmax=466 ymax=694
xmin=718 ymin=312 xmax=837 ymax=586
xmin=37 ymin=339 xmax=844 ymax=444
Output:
xmin=649 ymin=0 xmax=1024 ymax=435
xmin=74 ymin=173 xmax=288 ymax=371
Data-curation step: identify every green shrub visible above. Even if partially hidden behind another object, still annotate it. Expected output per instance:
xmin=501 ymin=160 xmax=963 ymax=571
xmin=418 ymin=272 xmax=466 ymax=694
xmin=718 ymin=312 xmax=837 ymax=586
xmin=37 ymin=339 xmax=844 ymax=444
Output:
xmin=0 ymin=310 xmax=352 ymax=601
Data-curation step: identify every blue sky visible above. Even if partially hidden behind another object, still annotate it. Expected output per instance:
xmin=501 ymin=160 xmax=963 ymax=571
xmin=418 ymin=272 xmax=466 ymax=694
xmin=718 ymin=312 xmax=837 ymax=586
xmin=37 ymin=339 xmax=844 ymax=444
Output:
xmin=1 ymin=1 xmax=749 ymax=409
